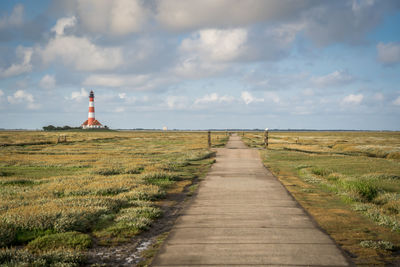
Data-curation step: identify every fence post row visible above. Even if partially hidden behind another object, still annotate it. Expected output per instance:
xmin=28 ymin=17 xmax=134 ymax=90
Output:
xmin=57 ymin=135 xmax=67 ymax=144
xmin=264 ymin=128 xmax=269 ymax=148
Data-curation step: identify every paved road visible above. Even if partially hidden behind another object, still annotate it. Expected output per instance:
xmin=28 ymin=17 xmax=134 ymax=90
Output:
xmin=152 ymin=134 xmax=350 ymax=266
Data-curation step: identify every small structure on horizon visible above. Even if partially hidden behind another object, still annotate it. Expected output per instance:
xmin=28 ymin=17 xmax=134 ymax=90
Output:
xmin=81 ymin=90 xmax=104 ymax=129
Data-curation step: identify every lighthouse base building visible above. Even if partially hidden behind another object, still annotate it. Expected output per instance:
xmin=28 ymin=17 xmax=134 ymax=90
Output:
xmin=81 ymin=119 xmax=103 ymax=129
xmin=81 ymin=90 xmax=104 ymax=129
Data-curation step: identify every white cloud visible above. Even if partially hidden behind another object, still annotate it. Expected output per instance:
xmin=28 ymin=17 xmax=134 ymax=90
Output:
xmin=180 ymin=28 xmax=248 ymax=62
xmin=156 ymin=0 xmax=309 ymax=31
xmin=194 ymin=93 xmax=234 ymax=105
xmin=155 ymin=1 xmax=396 ymax=46
xmin=110 ymin=0 xmax=148 ymax=35
xmin=39 ymin=74 xmax=56 ymax=89
xmin=166 ymin=96 xmax=187 ymax=109
xmin=393 ymin=96 xmax=400 ymax=106
xmin=377 ymin=42 xmax=400 ymax=65
xmin=7 ymin=90 xmax=39 ymax=109
xmin=69 ymin=88 xmax=88 ymax=102
xmin=174 ymin=57 xmax=227 ymax=79
xmin=39 ymin=17 xmax=123 ymax=71
xmin=40 ymin=35 xmax=123 ymax=71
xmin=0 ymin=4 xmax=24 ymax=29
xmin=342 ymin=94 xmax=364 ymax=105
xmin=51 ymin=16 xmax=76 ymax=36
xmin=241 ymin=91 xmax=264 ymax=105
xmin=83 ymin=74 xmax=148 ymax=88
xmin=72 ymin=0 xmax=148 ymax=35
xmin=117 ymin=92 xmax=137 ymax=103
xmin=311 ymin=70 xmax=353 ymax=88
xmin=175 ymin=28 xmax=247 ymax=78
xmin=0 ymin=46 xmax=32 ymax=78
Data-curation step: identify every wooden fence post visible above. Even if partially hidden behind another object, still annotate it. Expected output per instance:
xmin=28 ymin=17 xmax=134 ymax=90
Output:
xmin=264 ymin=128 xmax=269 ymax=148
xmin=208 ymin=131 xmax=211 ymax=148
xmin=57 ymin=135 xmax=67 ymax=144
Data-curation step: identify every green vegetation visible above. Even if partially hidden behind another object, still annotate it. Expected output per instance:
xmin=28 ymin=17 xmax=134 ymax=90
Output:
xmin=243 ymin=131 xmax=400 ymax=265
xmin=0 ymin=248 xmax=85 ymax=267
xmin=0 ymin=131 xmax=227 ymax=265
xmin=27 ymin=232 xmax=92 ymax=252
xmin=43 ymin=125 xmax=82 ymax=131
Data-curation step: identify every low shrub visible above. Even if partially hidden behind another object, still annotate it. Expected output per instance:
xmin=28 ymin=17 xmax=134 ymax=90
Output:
xmin=118 ymin=185 xmax=165 ymax=201
xmin=360 ymin=240 xmax=395 ymax=251
xmin=3 ymin=198 xmax=119 ymax=234
xmin=125 ymin=165 xmax=144 ymax=174
xmin=1 ymin=179 xmax=35 ymax=186
xmin=0 ymin=248 xmax=86 ymax=266
xmin=140 ymin=172 xmax=177 ymax=188
xmin=114 ymin=206 xmax=162 ymax=232
xmin=372 ymin=192 xmax=399 ymax=205
xmin=0 ymin=221 xmax=16 ymax=247
xmin=27 ymin=231 xmax=92 ymax=252
xmin=351 ymin=203 xmax=370 ymax=212
xmin=327 ymin=173 xmax=342 ymax=182
xmin=383 ymin=200 xmax=400 ymax=215
xmin=311 ymin=167 xmax=332 ymax=177
xmin=92 ymin=166 xmax=124 ymax=176
xmin=365 ymin=208 xmax=400 ymax=231
xmin=345 ymin=180 xmax=378 ymax=202
xmin=15 ymin=229 xmax=55 ymax=245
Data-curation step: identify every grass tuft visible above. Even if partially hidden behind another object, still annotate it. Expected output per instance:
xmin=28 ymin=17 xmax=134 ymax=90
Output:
xmin=27 ymin=231 xmax=92 ymax=252
xmin=0 ymin=248 xmax=86 ymax=266
xmin=311 ymin=167 xmax=332 ymax=177
xmin=345 ymin=180 xmax=378 ymax=202
xmin=360 ymin=240 xmax=395 ymax=251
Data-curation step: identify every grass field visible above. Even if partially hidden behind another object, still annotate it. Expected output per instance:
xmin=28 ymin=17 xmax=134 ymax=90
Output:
xmin=242 ymin=131 xmax=400 ymax=265
xmin=0 ymin=131 xmax=228 ymax=266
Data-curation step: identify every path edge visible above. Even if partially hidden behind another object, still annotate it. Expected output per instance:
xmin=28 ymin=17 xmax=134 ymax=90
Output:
xmin=255 ymin=147 xmax=355 ymax=266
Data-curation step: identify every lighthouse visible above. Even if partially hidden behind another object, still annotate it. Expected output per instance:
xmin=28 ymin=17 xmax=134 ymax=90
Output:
xmin=81 ymin=90 xmax=104 ymax=129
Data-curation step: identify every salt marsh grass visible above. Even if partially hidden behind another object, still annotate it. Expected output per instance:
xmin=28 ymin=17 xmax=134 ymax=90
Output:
xmin=0 ymin=131 xmax=226 ymax=265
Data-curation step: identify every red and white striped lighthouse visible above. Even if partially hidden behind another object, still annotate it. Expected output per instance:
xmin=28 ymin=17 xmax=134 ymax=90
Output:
xmin=81 ymin=90 xmax=104 ymax=129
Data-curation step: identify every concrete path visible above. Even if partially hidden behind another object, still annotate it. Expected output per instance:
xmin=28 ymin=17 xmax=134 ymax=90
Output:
xmin=152 ymin=134 xmax=350 ymax=266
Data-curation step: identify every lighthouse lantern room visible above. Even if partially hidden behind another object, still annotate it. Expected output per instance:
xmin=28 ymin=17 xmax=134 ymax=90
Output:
xmin=81 ymin=90 xmax=104 ymax=129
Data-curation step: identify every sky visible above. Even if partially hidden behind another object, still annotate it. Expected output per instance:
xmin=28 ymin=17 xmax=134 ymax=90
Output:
xmin=0 ymin=0 xmax=400 ymax=130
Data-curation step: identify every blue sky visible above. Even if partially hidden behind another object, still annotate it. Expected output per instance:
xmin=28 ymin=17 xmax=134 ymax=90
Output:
xmin=0 ymin=0 xmax=400 ymax=130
